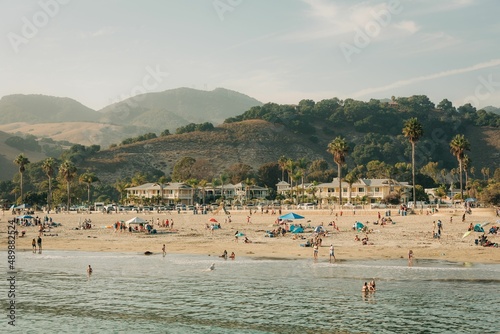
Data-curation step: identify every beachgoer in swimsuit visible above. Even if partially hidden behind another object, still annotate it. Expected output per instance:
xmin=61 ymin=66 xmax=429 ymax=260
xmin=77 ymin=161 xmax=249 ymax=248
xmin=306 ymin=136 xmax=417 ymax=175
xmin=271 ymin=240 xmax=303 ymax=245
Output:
xmin=229 ymin=252 xmax=235 ymax=259
xmin=162 ymin=244 xmax=166 ymax=257
xmin=32 ymin=238 xmax=36 ymax=253
xmin=313 ymin=244 xmax=318 ymax=259
xmin=329 ymin=244 xmax=335 ymax=263
xmin=87 ymin=265 xmax=93 ymax=276
xmin=362 ymin=282 xmax=368 ymax=293
xmin=408 ymin=249 xmax=414 ymax=267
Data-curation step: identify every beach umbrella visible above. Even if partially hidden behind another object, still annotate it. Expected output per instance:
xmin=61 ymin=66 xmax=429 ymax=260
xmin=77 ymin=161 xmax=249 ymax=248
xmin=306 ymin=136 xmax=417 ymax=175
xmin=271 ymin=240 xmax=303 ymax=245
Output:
xmin=279 ymin=212 xmax=305 ymax=220
xmin=209 ymin=218 xmax=218 ymax=223
xmin=17 ymin=215 xmax=33 ymax=219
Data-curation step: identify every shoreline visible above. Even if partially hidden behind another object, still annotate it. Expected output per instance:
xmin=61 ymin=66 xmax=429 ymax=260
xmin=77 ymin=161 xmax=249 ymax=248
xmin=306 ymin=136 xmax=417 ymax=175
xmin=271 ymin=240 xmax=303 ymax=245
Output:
xmin=2 ymin=208 xmax=499 ymax=265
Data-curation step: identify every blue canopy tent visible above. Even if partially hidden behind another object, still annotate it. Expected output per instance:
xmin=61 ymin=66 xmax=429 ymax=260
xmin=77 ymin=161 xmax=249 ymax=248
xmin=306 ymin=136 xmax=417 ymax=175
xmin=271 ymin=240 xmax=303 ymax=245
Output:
xmin=314 ymin=226 xmax=326 ymax=233
xmin=279 ymin=212 xmax=304 ymax=220
xmin=290 ymin=225 xmax=304 ymax=233
xmin=354 ymin=222 xmax=365 ymax=231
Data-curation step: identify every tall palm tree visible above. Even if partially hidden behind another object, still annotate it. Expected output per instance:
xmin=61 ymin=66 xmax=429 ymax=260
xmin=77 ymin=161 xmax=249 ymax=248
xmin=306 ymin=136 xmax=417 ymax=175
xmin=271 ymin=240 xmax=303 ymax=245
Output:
xmin=79 ymin=170 xmax=99 ymax=204
xmin=296 ymin=158 xmax=310 ymax=203
xmin=198 ymin=179 xmax=208 ymax=204
xmin=59 ymin=160 xmax=77 ymax=211
xmin=278 ymin=155 xmax=288 ymax=182
xmin=41 ymin=158 xmax=56 ymax=211
xmin=285 ymin=159 xmax=296 ymax=202
xmin=462 ymin=155 xmax=471 ymax=196
xmin=449 ymin=134 xmax=470 ymax=200
xmin=327 ymin=136 xmax=349 ymax=206
xmin=14 ymin=154 xmax=30 ymax=203
xmin=402 ymin=117 xmax=424 ymax=205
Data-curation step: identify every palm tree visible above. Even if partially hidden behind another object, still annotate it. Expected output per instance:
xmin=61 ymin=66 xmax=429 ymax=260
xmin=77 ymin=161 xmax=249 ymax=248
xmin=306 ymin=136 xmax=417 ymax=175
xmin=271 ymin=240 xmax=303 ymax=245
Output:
xmin=59 ymin=160 xmax=77 ymax=211
xmin=220 ymin=174 xmax=228 ymax=202
xmin=462 ymin=155 xmax=471 ymax=196
xmin=14 ymin=154 xmax=30 ymax=203
xmin=199 ymin=179 xmax=208 ymax=204
xmin=278 ymin=155 xmax=288 ymax=182
xmin=296 ymin=158 xmax=310 ymax=203
xmin=79 ymin=170 xmax=99 ymax=204
xmin=114 ymin=179 xmax=129 ymax=204
xmin=327 ymin=136 xmax=349 ymax=206
xmin=344 ymin=168 xmax=362 ymax=204
xmin=402 ymin=117 xmax=424 ymax=205
xmin=41 ymin=158 xmax=56 ymax=211
xmin=285 ymin=159 xmax=296 ymax=202
xmin=449 ymin=134 xmax=470 ymax=200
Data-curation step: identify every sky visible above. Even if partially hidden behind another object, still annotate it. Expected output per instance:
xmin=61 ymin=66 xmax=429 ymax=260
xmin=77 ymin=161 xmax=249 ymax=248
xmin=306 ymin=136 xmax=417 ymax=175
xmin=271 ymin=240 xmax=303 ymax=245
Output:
xmin=1 ymin=0 xmax=499 ymax=111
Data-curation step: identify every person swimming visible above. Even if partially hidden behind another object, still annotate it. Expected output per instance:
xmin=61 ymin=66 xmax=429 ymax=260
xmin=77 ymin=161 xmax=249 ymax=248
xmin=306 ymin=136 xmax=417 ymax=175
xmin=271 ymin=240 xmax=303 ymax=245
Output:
xmin=208 ymin=263 xmax=215 ymax=271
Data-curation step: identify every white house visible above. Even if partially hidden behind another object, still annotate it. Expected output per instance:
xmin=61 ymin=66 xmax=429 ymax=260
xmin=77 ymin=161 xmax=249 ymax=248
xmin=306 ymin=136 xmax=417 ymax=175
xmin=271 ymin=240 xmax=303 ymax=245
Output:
xmin=126 ymin=182 xmax=195 ymax=205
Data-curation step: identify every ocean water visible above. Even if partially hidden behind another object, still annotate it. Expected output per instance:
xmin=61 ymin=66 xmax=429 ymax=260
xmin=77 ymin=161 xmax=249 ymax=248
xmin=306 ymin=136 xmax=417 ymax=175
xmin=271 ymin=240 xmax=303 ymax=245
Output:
xmin=1 ymin=251 xmax=499 ymax=334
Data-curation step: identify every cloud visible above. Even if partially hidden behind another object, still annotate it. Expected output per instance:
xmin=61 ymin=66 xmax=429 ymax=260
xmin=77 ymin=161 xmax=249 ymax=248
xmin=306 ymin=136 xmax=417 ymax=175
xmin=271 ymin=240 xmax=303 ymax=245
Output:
xmin=284 ymin=0 xmax=416 ymax=42
xmin=351 ymin=59 xmax=500 ymax=98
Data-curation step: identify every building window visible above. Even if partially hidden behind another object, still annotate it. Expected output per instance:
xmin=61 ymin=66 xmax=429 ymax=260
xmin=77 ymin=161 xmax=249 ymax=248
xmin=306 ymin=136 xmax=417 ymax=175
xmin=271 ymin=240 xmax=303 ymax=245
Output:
xmin=358 ymin=188 xmax=364 ymax=192
xmin=374 ymin=187 xmax=380 ymax=192
xmin=342 ymin=188 xmax=347 ymax=193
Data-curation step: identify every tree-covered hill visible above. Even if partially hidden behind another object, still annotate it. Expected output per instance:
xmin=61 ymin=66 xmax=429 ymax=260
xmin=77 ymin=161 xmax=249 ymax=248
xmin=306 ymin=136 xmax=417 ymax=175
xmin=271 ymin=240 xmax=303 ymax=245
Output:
xmin=224 ymin=96 xmax=499 ymax=170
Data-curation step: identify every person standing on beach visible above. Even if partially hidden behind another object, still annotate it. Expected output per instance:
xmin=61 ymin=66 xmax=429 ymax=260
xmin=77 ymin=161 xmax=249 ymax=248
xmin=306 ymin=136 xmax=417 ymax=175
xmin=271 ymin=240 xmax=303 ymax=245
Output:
xmin=32 ymin=238 xmax=36 ymax=253
xmin=437 ymin=220 xmax=443 ymax=238
xmin=37 ymin=236 xmax=42 ymax=254
xmin=162 ymin=244 xmax=166 ymax=257
xmin=329 ymin=244 xmax=336 ymax=263
xmin=313 ymin=243 xmax=319 ymax=259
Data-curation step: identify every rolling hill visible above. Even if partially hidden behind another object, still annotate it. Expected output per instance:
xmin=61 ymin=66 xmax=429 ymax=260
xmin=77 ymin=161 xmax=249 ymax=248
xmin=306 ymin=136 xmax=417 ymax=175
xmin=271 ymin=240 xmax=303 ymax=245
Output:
xmin=0 ymin=88 xmax=263 ymax=148
xmin=98 ymin=87 xmax=263 ymax=130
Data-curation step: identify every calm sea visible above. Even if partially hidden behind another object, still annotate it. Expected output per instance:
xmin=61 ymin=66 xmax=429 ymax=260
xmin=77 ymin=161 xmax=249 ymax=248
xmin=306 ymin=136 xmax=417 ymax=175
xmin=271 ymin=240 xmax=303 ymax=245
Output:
xmin=1 ymin=251 xmax=499 ymax=334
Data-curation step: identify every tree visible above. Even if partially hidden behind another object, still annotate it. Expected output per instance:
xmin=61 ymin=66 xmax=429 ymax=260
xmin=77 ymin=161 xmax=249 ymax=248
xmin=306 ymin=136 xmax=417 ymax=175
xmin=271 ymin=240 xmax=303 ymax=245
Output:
xmin=296 ymin=158 xmax=310 ymax=203
xmin=462 ymin=155 xmax=471 ymax=196
xmin=59 ymin=160 xmax=77 ymax=211
xmin=114 ymin=179 xmax=129 ymax=204
xmin=278 ymin=155 xmax=288 ymax=182
xmin=402 ymin=117 xmax=423 ymax=203
xmin=344 ymin=167 xmax=362 ymax=204
xmin=327 ymin=136 xmax=349 ymax=205
xmin=14 ymin=154 xmax=30 ymax=203
xmin=172 ymin=157 xmax=196 ymax=181
xmin=79 ymin=170 xmax=99 ymax=203
xmin=198 ymin=179 xmax=208 ymax=204
xmin=449 ymin=134 xmax=470 ymax=200
xmin=41 ymin=158 xmax=56 ymax=211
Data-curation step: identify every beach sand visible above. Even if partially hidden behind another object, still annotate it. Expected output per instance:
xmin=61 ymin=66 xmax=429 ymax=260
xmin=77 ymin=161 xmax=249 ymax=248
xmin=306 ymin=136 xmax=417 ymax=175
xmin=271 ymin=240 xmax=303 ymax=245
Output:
xmin=2 ymin=207 xmax=499 ymax=264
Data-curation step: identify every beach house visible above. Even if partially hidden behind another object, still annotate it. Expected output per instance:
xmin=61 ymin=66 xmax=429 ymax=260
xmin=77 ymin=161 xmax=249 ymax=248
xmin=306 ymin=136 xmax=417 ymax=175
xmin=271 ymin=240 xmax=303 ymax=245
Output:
xmin=125 ymin=182 xmax=195 ymax=205
xmin=314 ymin=178 xmax=411 ymax=204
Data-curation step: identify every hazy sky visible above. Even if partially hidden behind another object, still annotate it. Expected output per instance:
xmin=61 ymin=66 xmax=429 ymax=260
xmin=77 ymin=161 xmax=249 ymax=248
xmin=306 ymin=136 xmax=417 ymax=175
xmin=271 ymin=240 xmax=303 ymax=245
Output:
xmin=1 ymin=0 xmax=499 ymax=110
